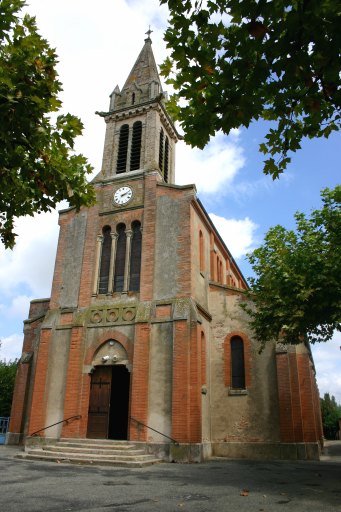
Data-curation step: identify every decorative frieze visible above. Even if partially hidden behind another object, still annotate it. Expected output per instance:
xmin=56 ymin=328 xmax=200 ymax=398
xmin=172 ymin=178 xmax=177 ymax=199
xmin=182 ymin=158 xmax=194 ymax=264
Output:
xmin=88 ymin=306 xmax=137 ymax=326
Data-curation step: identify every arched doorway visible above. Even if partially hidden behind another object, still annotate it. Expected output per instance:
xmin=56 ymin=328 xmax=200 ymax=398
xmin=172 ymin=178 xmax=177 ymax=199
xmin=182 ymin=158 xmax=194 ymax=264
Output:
xmin=87 ymin=365 xmax=130 ymax=440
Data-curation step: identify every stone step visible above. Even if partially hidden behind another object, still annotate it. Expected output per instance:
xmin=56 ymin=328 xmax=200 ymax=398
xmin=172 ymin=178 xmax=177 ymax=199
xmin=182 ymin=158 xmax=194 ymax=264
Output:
xmin=16 ymin=451 xmax=159 ymax=468
xmin=43 ymin=445 xmax=146 ymax=456
xmin=60 ymin=438 xmax=134 ymax=446
xmin=25 ymin=448 xmax=156 ymax=461
xmin=56 ymin=441 xmax=137 ymax=451
xmin=18 ymin=438 xmax=160 ymax=468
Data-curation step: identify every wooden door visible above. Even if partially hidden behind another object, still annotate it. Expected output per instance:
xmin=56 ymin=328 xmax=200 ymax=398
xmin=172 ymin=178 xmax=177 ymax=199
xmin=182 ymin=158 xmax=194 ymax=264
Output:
xmin=87 ymin=366 xmax=112 ymax=439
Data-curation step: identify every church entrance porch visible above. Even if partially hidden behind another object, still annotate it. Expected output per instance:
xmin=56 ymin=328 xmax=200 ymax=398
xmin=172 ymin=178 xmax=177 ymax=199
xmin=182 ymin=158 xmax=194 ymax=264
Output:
xmin=86 ymin=365 xmax=130 ymax=440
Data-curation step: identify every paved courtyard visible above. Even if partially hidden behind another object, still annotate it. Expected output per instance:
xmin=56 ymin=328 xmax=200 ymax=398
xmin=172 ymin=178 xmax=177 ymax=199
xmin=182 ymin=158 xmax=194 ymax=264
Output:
xmin=1 ymin=442 xmax=340 ymax=512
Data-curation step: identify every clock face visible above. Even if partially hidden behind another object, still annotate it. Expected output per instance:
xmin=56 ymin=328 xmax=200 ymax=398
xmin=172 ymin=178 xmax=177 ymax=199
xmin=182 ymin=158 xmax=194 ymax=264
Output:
xmin=113 ymin=186 xmax=133 ymax=205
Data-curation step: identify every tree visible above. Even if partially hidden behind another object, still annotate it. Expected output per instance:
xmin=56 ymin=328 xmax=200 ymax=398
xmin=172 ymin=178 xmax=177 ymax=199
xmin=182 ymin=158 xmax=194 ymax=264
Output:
xmin=242 ymin=186 xmax=341 ymax=348
xmin=0 ymin=0 xmax=95 ymax=249
xmin=160 ymin=0 xmax=341 ymax=178
xmin=0 ymin=359 xmax=18 ymax=417
xmin=320 ymin=393 xmax=341 ymax=440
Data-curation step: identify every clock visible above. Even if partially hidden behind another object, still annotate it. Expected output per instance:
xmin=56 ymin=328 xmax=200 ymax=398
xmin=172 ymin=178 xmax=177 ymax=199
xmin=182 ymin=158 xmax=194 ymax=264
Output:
xmin=113 ymin=186 xmax=133 ymax=205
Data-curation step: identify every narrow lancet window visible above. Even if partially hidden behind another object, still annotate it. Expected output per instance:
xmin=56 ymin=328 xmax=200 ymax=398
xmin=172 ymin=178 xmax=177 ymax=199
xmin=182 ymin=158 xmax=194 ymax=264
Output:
xmin=113 ymin=223 xmax=126 ymax=292
xmin=199 ymin=230 xmax=204 ymax=272
xmin=129 ymin=221 xmax=142 ymax=291
xmin=98 ymin=226 xmax=111 ymax=294
xmin=231 ymin=336 xmax=245 ymax=389
xmin=130 ymin=121 xmax=142 ymax=171
xmin=116 ymin=124 xmax=129 ymax=173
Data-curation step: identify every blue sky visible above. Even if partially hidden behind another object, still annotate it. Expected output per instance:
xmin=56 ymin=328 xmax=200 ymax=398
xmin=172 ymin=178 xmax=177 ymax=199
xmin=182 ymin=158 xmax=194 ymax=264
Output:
xmin=0 ymin=0 xmax=340 ymax=403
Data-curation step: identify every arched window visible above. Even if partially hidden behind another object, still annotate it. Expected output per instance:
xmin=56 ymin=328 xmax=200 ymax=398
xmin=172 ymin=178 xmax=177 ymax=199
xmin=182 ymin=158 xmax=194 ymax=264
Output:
xmin=129 ymin=220 xmax=142 ymax=291
xmin=113 ymin=223 xmax=126 ymax=292
xmin=130 ymin=121 xmax=142 ymax=171
xmin=132 ymin=92 xmax=135 ymax=105
xmin=216 ymin=256 xmax=221 ymax=282
xmin=231 ymin=336 xmax=245 ymax=389
xmin=159 ymin=128 xmax=164 ymax=171
xmin=199 ymin=230 xmax=204 ymax=272
xmin=98 ymin=226 xmax=111 ymax=294
xmin=116 ymin=124 xmax=129 ymax=173
xmin=164 ymin=136 xmax=169 ymax=183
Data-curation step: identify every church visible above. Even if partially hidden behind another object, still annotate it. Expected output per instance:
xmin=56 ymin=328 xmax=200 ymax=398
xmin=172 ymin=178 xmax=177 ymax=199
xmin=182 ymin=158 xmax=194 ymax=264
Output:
xmin=7 ymin=34 xmax=323 ymax=462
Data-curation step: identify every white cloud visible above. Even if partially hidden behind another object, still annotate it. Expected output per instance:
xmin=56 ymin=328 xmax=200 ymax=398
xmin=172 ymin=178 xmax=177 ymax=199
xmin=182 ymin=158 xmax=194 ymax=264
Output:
xmin=6 ymin=295 xmax=33 ymax=320
xmin=0 ymin=211 xmax=59 ymax=299
xmin=176 ymin=132 xmax=245 ymax=194
xmin=0 ymin=333 xmax=23 ymax=362
xmin=208 ymin=213 xmax=258 ymax=259
xmin=25 ymin=0 xmax=170 ymax=173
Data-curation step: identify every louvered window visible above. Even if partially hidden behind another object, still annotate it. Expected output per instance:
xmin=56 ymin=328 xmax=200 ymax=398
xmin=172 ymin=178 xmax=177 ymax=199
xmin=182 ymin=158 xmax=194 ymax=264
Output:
xmin=159 ymin=128 xmax=164 ymax=171
xmin=113 ymin=224 xmax=126 ymax=292
xmin=164 ymin=136 xmax=169 ymax=183
xmin=231 ymin=336 xmax=245 ymax=389
xmin=129 ymin=221 xmax=142 ymax=291
xmin=98 ymin=226 xmax=111 ymax=294
xmin=130 ymin=121 xmax=142 ymax=171
xmin=158 ymin=128 xmax=170 ymax=183
xmin=116 ymin=124 xmax=129 ymax=173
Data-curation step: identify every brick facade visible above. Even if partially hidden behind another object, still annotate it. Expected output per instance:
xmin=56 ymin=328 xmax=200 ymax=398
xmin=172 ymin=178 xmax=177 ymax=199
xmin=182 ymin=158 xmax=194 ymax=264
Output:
xmin=7 ymin=36 xmax=322 ymax=461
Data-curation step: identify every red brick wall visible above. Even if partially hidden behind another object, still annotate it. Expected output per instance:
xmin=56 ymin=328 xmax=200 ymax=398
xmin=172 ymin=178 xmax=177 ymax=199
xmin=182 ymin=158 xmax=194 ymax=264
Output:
xmin=27 ymin=329 xmax=52 ymax=436
xmin=140 ymin=174 xmax=157 ymax=301
xmin=189 ymin=322 xmax=202 ymax=442
xmin=78 ymin=207 xmax=99 ymax=308
xmin=8 ymin=365 xmax=30 ymax=434
xmin=8 ymin=316 xmax=44 ymax=435
xmin=61 ymin=327 xmax=84 ymax=437
xmin=288 ymin=352 xmax=304 ymax=441
xmin=129 ymin=323 xmax=150 ymax=441
xmin=172 ymin=320 xmax=190 ymax=442
xmin=276 ymin=349 xmax=322 ymax=444
xmin=50 ymin=215 xmax=68 ymax=309
xmin=171 ymin=320 xmax=202 ymax=443
xmin=176 ymin=195 xmax=192 ymax=296
xmin=276 ymin=352 xmax=295 ymax=442
xmin=297 ymin=354 xmax=319 ymax=442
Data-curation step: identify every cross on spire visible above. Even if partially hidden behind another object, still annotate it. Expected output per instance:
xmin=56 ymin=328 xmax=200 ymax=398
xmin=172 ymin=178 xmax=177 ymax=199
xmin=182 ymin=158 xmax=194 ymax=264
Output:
xmin=145 ymin=26 xmax=153 ymax=40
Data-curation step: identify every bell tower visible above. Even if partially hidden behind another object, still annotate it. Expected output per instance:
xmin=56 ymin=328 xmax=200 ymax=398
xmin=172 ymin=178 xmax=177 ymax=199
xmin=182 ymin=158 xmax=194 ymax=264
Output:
xmin=98 ymin=33 xmax=179 ymax=183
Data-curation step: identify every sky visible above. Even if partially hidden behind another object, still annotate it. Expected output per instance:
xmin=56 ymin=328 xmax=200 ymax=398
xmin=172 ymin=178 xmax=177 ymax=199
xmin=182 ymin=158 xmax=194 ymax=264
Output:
xmin=0 ymin=0 xmax=340 ymax=403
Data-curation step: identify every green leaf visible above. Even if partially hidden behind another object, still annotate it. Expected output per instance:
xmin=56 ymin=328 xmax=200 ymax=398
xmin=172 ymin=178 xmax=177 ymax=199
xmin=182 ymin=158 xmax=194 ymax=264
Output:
xmin=0 ymin=0 xmax=95 ymax=248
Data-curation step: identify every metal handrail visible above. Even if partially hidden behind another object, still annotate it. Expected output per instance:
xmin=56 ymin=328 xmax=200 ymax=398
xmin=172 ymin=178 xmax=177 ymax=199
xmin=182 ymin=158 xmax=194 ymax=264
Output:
xmin=30 ymin=415 xmax=81 ymax=437
xmin=130 ymin=416 xmax=179 ymax=445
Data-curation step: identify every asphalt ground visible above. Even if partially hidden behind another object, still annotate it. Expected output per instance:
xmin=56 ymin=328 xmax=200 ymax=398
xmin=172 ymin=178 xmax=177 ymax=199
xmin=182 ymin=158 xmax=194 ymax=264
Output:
xmin=1 ymin=442 xmax=340 ymax=512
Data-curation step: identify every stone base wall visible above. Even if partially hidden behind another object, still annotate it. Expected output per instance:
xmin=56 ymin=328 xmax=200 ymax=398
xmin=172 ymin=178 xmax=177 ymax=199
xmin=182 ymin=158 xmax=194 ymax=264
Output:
xmin=5 ymin=432 xmax=23 ymax=445
xmin=212 ymin=441 xmax=321 ymax=461
xmin=141 ymin=440 xmax=320 ymax=462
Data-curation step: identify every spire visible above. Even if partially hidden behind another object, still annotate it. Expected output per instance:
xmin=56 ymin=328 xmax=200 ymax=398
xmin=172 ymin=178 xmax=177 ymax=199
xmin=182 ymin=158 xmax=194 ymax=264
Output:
xmin=98 ymin=32 xmax=179 ymax=182
xmin=110 ymin=33 xmax=163 ymax=111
